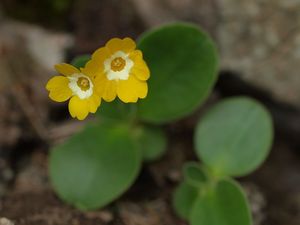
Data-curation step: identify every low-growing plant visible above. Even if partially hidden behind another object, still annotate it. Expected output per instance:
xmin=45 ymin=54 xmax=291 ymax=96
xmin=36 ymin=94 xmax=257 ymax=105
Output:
xmin=46 ymin=21 xmax=273 ymax=225
xmin=47 ymin=23 xmax=219 ymax=210
xmin=173 ymin=97 xmax=273 ymax=225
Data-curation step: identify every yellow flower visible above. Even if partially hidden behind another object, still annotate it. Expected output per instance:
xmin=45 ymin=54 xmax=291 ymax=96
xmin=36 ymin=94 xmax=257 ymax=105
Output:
xmin=84 ymin=37 xmax=150 ymax=103
xmin=46 ymin=63 xmax=101 ymax=120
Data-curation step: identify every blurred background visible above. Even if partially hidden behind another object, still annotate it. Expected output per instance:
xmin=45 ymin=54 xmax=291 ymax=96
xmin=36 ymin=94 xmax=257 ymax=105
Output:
xmin=0 ymin=0 xmax=300 ymax=224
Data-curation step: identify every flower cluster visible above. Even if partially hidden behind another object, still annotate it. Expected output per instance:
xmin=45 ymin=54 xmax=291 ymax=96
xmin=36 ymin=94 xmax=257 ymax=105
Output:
xmin=46 ymin=38 xmax=150 ymax=120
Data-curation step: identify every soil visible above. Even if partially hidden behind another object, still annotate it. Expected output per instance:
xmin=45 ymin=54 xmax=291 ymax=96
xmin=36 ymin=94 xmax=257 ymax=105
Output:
xmin=0 ymin=0 xmax=300 ymax=224
xmin=1 ymin=86 xmax=300 ymax=225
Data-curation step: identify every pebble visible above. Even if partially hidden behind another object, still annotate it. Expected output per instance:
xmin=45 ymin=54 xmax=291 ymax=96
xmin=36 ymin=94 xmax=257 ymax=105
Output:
xmin=0 ymin=218 xmax=14 ymax=225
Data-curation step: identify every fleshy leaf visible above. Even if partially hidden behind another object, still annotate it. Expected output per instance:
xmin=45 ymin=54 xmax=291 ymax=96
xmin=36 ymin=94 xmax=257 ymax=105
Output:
xmin=137 ymin=23 xmax=218 ymax=124
xmin=190 ymin=179 xmax=252 ymax=225
xmin=195 ymin=97 xmax=273 ymax=177
xmin=50 ymin=121 xmax=141 ymax=210
xmin=173 ymin=181 xmax=199 ymax=220
xmin=136 ymin=125 xmax=167 ymax=161
xmin=71 ymin=54 xmax=91 ymax=68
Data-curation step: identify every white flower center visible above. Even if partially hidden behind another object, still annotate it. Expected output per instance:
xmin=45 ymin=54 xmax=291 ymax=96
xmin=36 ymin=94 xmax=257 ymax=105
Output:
xmin=104 ymin=51 xmax=133 ymax=80
xmin=68 ymin=73 xmax=93 ymax=99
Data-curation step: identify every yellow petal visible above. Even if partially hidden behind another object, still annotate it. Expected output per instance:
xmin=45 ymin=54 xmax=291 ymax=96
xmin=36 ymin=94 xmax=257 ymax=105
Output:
xmin=122 ymin=37 xmax=136 ymax=52
xmin=68 ymin=96 xmax=89 ymax=120
xmin=94 ymin=74 xmax=117 ymax=102
xmin=117 ymin=75 xmax=148 ymax=103
xmin=129 ymin=50 xmax=150 ymax=81
xmin=81 ymin=47 xmax=110 ymax=78
xmin=106 ymin=37 xmax=136 ymax=54
xmin=55 ymin=63 xmax=80 ymax=76
xmin=87 ymin=93 xmax=101 ymax=113
xmin=92 ymin=46 xmax=111 ymax=61
xmin=46 ymin=76 xmax=72 ymax=102
xmin=80 ymin=60 xmax=100 ymax=79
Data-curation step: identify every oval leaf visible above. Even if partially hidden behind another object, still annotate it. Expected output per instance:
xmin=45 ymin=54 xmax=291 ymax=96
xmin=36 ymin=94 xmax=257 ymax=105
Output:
xmin=71 ymin=54 xmax=91 ymax=68
xmin=173 ymin=181 xmax=199 ymax=220
xmin=195 ymin=97 xmax=273 ymax=177
xmin=137 ymin=23 xmax=219 ymax=124
xmin=190 ymin=179 xmax=252 ymax=225
xmin=136 ymin=125 xmax=167 ymax=161
xmin=97 ymin=99 xmax=137 ymax=122
xmin=183 ymin=162 xmax=208 ymax=187
xmin=49 ymin=121 xmax=141 ymax=210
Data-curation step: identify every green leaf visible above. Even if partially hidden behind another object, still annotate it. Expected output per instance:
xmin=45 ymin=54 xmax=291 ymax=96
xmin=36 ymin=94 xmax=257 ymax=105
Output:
xmin=173 ymin=181 xmax=199 ymax=220
xmin=183 ymin=162 xmax=208 ymax=187
xmin=49 ymin=121 xmax=141 ymax=210
xmin=195 ymin=97 xmax=273 ymax=177
xmin=137 ymin=23 xmax=219 ymax=124
xmin=97 ymin=99 xmax=137 ymax=122
xmin=190 ymin=179 xmax=252 ymax=225
xmin=173 ymin=163 xmax=209 ymax=219
xmin=71 ymin=55 xmax=91 ymax=68
xmin=135 ymin=125 xmax=167 ymax=161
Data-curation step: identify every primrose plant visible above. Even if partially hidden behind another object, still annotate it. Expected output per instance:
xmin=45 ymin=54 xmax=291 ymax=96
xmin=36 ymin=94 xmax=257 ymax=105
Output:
xmin=173 ymin=97 xmax=273 ymax=225
xmin=46 ymin=22 xmax=273 ymax=225
xmin=46 ymin=22 xmax=218 ymax=210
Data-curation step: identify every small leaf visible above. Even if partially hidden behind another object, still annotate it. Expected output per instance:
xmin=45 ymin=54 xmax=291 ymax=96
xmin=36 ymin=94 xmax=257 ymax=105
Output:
xmin=71 ymin=55 xmax=91 ymax=68
xmin=137 ymin=23 xmax=219 ymax=124
xmin=190 ymin=179 xmax=252 ymax=225
xmin=135 ymin=125 xmax=167 ymax=161
xmin=173 ymin=181 xmax=199 ymax=220
xmin=183 ymin=162 xmax=208 ymax=187
xmin=195 ymin=97 xmax=273 ymax=177
xmin=97 ymin=99 xmax=137 ymax=122
xmin=49 ymin=121 xmax=141 ymax=210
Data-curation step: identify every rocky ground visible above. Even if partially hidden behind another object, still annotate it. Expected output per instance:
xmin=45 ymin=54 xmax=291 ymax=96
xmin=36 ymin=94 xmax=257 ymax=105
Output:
xmin=0 ymin=0 xmax=300 ymax=224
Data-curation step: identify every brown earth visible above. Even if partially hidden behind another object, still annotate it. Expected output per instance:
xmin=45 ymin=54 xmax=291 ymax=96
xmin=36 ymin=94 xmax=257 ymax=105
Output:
xmin=0 ymin=0 xmax=300 ymax=224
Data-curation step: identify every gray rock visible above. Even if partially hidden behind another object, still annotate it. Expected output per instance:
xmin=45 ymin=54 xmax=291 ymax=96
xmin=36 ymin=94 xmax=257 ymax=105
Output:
xmin=0 ymin=218 xmax=14 ymax=225
xmin=217 ymin=0 xmax=300 ymax=107
xmin=130 ymin=0 xmax=300 ymax=107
